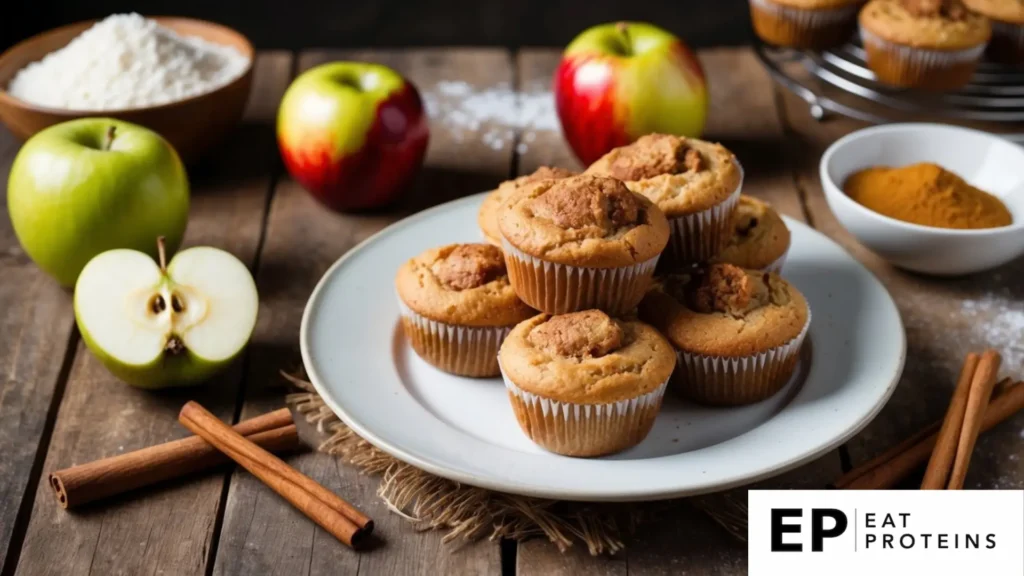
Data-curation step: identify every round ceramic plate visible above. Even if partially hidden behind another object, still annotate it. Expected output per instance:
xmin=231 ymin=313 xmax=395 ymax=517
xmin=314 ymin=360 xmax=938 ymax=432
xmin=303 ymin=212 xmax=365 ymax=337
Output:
xmin=300 ymin=193 xmax=905 ymax=501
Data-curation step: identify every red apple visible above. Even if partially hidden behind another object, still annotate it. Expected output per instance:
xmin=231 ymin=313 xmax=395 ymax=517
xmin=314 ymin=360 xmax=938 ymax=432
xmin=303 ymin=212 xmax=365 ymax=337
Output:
xmin=555 ymin=22 xmax=708 ymax=166
xmin=277 ymin=62 xmax=429 ymax=211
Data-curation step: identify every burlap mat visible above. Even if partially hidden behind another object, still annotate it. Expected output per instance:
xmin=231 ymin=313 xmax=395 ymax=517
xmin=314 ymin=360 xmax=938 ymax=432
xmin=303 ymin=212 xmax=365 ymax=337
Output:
xmin=283 ymin=372 xmax=748 ymax=555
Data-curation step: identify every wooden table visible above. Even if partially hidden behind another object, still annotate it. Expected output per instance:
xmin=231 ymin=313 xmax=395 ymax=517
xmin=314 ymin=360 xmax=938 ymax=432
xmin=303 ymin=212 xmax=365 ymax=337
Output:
xmin=1 ymin=47 xmax=1021 ymax=576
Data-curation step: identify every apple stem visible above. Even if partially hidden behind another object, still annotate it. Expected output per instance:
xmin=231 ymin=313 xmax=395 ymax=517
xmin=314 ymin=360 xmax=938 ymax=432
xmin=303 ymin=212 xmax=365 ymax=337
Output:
xmin=157 ymin=236 xmax=167 ymax=274
xmin=103 ymin=125 xmax=116 ymax=151
xmin=616 ymin=22 xmax=632 ymax=56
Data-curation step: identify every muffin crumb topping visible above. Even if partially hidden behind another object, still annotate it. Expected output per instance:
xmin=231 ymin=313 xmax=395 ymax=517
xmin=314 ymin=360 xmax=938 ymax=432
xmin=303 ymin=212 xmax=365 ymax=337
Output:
xmin=901 ymin=0 xmax=968 ymax=19
xmin=431 ymin=244 xmax=506 ymax=290
xmin=518 ymin=166 xmax=577 ymax=184
xmin=662 ymin=264 xmax=792 ymax=317
xmin=530 ymin=175 xmax=644 ymax=231
xmin=528 ymin=310 xmax=624 ymax=359
xmin=688 ymin=264 xmax=755 ymax=315
xmin=606 ymin=134 xmax=702 ymax=181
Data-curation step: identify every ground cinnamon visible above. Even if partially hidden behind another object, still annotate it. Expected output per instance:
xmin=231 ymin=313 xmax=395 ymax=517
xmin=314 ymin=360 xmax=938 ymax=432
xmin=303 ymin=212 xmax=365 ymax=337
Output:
xmin=844 ymin=163 xmax=1012 ymax=229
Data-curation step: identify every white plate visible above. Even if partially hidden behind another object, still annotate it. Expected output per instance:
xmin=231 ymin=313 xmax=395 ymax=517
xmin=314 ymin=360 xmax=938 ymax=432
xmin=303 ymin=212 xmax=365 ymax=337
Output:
xmin=301 ymin=193 xmax=906 ymax=501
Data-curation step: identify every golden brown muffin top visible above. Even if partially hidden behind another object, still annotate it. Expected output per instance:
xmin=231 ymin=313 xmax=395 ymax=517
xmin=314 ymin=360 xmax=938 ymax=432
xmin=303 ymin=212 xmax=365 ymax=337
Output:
xmin=716 ymin=196 xmax=792 ymax=270
xmin=859 ymin=0 xmax=992 ymax=49
xmin=586 ymin=134 xmax=742 ymax=216
xmin=498 ymin=175 xmax=669 ymax=267
xmin=638 ymin=264 xmax=809 ymax=357
xmin=767 ymin=0 xmax=866 ymax=9
xmin=499 ymin=311 xmax=676 ymax=403
xmin=478 ymin=166 xmax=578 ymax=246
xmin=963 ymin=0 xmax=1024 ymax=24
xmin=396 ymin=243 xmax=536 ymax=327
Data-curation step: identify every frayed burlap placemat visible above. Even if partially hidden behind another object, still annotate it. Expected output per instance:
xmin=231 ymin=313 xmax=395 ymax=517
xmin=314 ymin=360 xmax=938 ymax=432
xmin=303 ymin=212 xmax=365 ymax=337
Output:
xmin=282 ymin=372 xmax=747 ymax=555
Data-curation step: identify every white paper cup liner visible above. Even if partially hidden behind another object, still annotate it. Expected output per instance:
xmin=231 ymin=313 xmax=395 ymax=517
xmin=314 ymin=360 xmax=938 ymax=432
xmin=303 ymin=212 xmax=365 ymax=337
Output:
xmin=860 ymin=26 xmax=985 ymax=89
xmin=501 ymin=366 xmax=669 ymax=457
xmin=750 ymin=0 xmax=859 ymax=25
xmin=763 ymin=248 xmax=789 ymax=274
xmin=749 ymin=0 xmax=859 ymax=48
xmin=662 ymin=172 xmax=743 ymax=269
xmin=501 ymin=239 xmax=659 ymax=315
xmin=674 ymin=309 xmax=811 ymax=406
xmin=398 ymin=299 xmax=512 ymax=377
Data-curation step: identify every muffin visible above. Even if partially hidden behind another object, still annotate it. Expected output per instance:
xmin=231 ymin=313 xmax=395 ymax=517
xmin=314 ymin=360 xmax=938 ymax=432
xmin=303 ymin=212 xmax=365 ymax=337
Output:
xmin=396 ymin=243 xmax=535 ymax=377
xmin=638 ymin=264 xmax=810 ymax=406
xmin=859 ymin=0 xmax=991 ymax=91
xmin=499 ymin=310 xmax=676 ymax=457
xmin=478 ymin=166 xmax=577 ymax=246
xmin=585 ymin=134 xmax=743 ymax=268
xmin=716 ymin=196 xmax=792 ymax=272
xmin=750 ymin=0 xmax=865 ymax=49
xmin=963 ymin=0 xmax=1024 ymax=65
xmin=498 ymin=174 xmax=669 ymax=315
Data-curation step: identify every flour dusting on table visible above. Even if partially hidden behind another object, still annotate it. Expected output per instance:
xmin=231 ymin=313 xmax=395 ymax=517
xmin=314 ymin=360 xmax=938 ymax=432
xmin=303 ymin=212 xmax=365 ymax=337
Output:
xmin=960 ymin=292 xmax=1024 ymax=370
xmin=422 ymin=80 xmax=559 ymax=152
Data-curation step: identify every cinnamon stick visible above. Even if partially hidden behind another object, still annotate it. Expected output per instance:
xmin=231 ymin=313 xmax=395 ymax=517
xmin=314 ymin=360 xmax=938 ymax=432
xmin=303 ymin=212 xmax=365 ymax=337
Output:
xmin=947 ymin=350 xmax=1001 ymax=489
xmin=51 ymin=408 xmax=298 ymax=509
xmin=840 ymin=380 xmax=1023 ymax=490
xmin=920 ymin=353 xmax=979 ymax=489
xmin=178 ymin=401 xmax=372 ymax=549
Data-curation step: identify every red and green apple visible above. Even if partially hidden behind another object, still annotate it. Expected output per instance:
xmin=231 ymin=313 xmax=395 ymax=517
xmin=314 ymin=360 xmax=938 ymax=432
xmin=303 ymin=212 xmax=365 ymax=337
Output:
xmin=555 ymin=22 xmax=708 ymax=166
xmin=277 ymin=62 xmax=429 ymax=211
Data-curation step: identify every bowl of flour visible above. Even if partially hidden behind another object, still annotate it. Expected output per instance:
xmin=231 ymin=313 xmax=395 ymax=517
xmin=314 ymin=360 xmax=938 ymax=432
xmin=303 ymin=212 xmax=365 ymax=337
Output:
xmin=0 ymin=13 xmax=254 ymax=161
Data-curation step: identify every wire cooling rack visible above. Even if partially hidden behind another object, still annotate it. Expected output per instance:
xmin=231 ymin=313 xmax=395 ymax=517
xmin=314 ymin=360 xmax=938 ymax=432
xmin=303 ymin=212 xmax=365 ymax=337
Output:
xmin=755 ymin=39 xmax=1024 ymax=144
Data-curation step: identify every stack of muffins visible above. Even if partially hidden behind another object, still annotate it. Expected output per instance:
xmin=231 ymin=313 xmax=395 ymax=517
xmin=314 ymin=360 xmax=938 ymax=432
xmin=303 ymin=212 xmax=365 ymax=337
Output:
xmin=396 ymin=134 xmax=811 ymax=458
xmin=752 ymin=0 xmax=1022 ymax=91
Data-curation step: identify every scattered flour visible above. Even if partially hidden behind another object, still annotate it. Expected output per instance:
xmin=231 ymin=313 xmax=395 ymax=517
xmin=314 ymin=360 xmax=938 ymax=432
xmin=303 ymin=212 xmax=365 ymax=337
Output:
xmin=421 ymin=80 xmax=559 ymax=152
xmin=8 ymin=13 xmax=250 ymax=110
xmin=959 ymin=292 xmax=1024 ymax=370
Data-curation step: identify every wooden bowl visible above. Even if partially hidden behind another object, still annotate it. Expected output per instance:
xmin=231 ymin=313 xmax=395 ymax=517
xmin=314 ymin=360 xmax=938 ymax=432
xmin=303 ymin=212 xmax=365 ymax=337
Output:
xmin=0 ymin=17 xmax=254 ymax=162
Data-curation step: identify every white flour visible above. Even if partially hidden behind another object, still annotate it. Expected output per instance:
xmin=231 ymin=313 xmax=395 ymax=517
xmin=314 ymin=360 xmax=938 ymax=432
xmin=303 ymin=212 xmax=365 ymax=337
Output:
xmin=8 ymin=13 xmax=250 ymax=110
xmin=422 ymin=80 xmax=559 ymax=153
xmin=960 ymin=292 xmax=1024 ymax=370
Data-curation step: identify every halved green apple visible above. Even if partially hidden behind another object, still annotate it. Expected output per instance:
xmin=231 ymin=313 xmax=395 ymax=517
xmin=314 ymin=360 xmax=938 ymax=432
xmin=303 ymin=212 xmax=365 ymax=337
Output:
xmin=74 ymin=238 xmax=258 ymax=389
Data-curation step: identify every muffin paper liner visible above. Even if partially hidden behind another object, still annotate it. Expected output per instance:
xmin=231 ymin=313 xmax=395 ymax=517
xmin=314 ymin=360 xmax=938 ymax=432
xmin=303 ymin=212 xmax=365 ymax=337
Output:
xmin=398 ymin=299 xmax=511 ymax=377
xmin=501 ymin=239 xmax=659 ymax=315
xmin=763 ymin=249 xmax=789 ymax=274
xmin=989 ymin=20 xmax=1024 ymax=65
xmin=662 ymin=177 xmax=743 ymax=269
xmin=674 ymin=310 xmax=811 ymax=406
xmin=749 ymin=0 xmax=859 ymax=49
xmin=860 ymin=26 xmax=985 ymax=90
xmin=501 ymin=366 xmax=670 ymax=457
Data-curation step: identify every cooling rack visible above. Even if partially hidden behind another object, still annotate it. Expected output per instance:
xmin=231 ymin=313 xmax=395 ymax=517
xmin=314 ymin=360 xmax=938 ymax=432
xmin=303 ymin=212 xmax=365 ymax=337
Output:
xmin=756 ymin=39 xmax=1024 ymax=144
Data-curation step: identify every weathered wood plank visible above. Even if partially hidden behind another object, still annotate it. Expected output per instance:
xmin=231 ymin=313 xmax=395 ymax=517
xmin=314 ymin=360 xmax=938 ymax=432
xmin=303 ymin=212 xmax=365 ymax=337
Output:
xmin=513 ymin=47 xmax=842 ymax=575
xmin=211 ymin=48 xmax=512 ymax=576
xmin=777 ymin=88 xmax=1024 ymax=488
xmin=0 ymin=116 xmax=77 ymax=574
xmin=11 ymin=51 xmax=293 ymax=576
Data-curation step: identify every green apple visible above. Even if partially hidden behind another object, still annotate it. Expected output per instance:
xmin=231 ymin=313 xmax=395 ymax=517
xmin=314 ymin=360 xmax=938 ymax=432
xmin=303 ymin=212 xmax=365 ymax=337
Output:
xmin=74 ymin=238 xmax=258 ymax=389
xmin=8 ymin=118 xmax=190 ymax=287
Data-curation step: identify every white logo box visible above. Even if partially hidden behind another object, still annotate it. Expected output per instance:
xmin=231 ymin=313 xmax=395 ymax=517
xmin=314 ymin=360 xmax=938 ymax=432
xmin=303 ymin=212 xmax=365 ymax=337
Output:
xmin=749 ymin=490 xmax=1024 ymax=576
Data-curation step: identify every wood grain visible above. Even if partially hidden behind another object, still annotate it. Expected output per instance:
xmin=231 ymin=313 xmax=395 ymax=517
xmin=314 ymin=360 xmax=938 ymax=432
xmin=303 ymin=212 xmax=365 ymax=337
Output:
xmin=777 ymin=87 xmax=1024 ymax=489
xmin=513 ymin=47 xmax=842 ymax=575
xmin=210 ymin=49 xmax=512 ymax=576
xmin=0 ymin=111 xmax=77 ymax=574
xmin=11 ymin=52 xmax=292 ymax=576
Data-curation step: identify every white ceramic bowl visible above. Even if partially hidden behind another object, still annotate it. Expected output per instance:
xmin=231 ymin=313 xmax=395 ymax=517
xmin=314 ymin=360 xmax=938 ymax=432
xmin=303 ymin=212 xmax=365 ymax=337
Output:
xmin=820 ymin=123 xmax=1024 ymax=276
